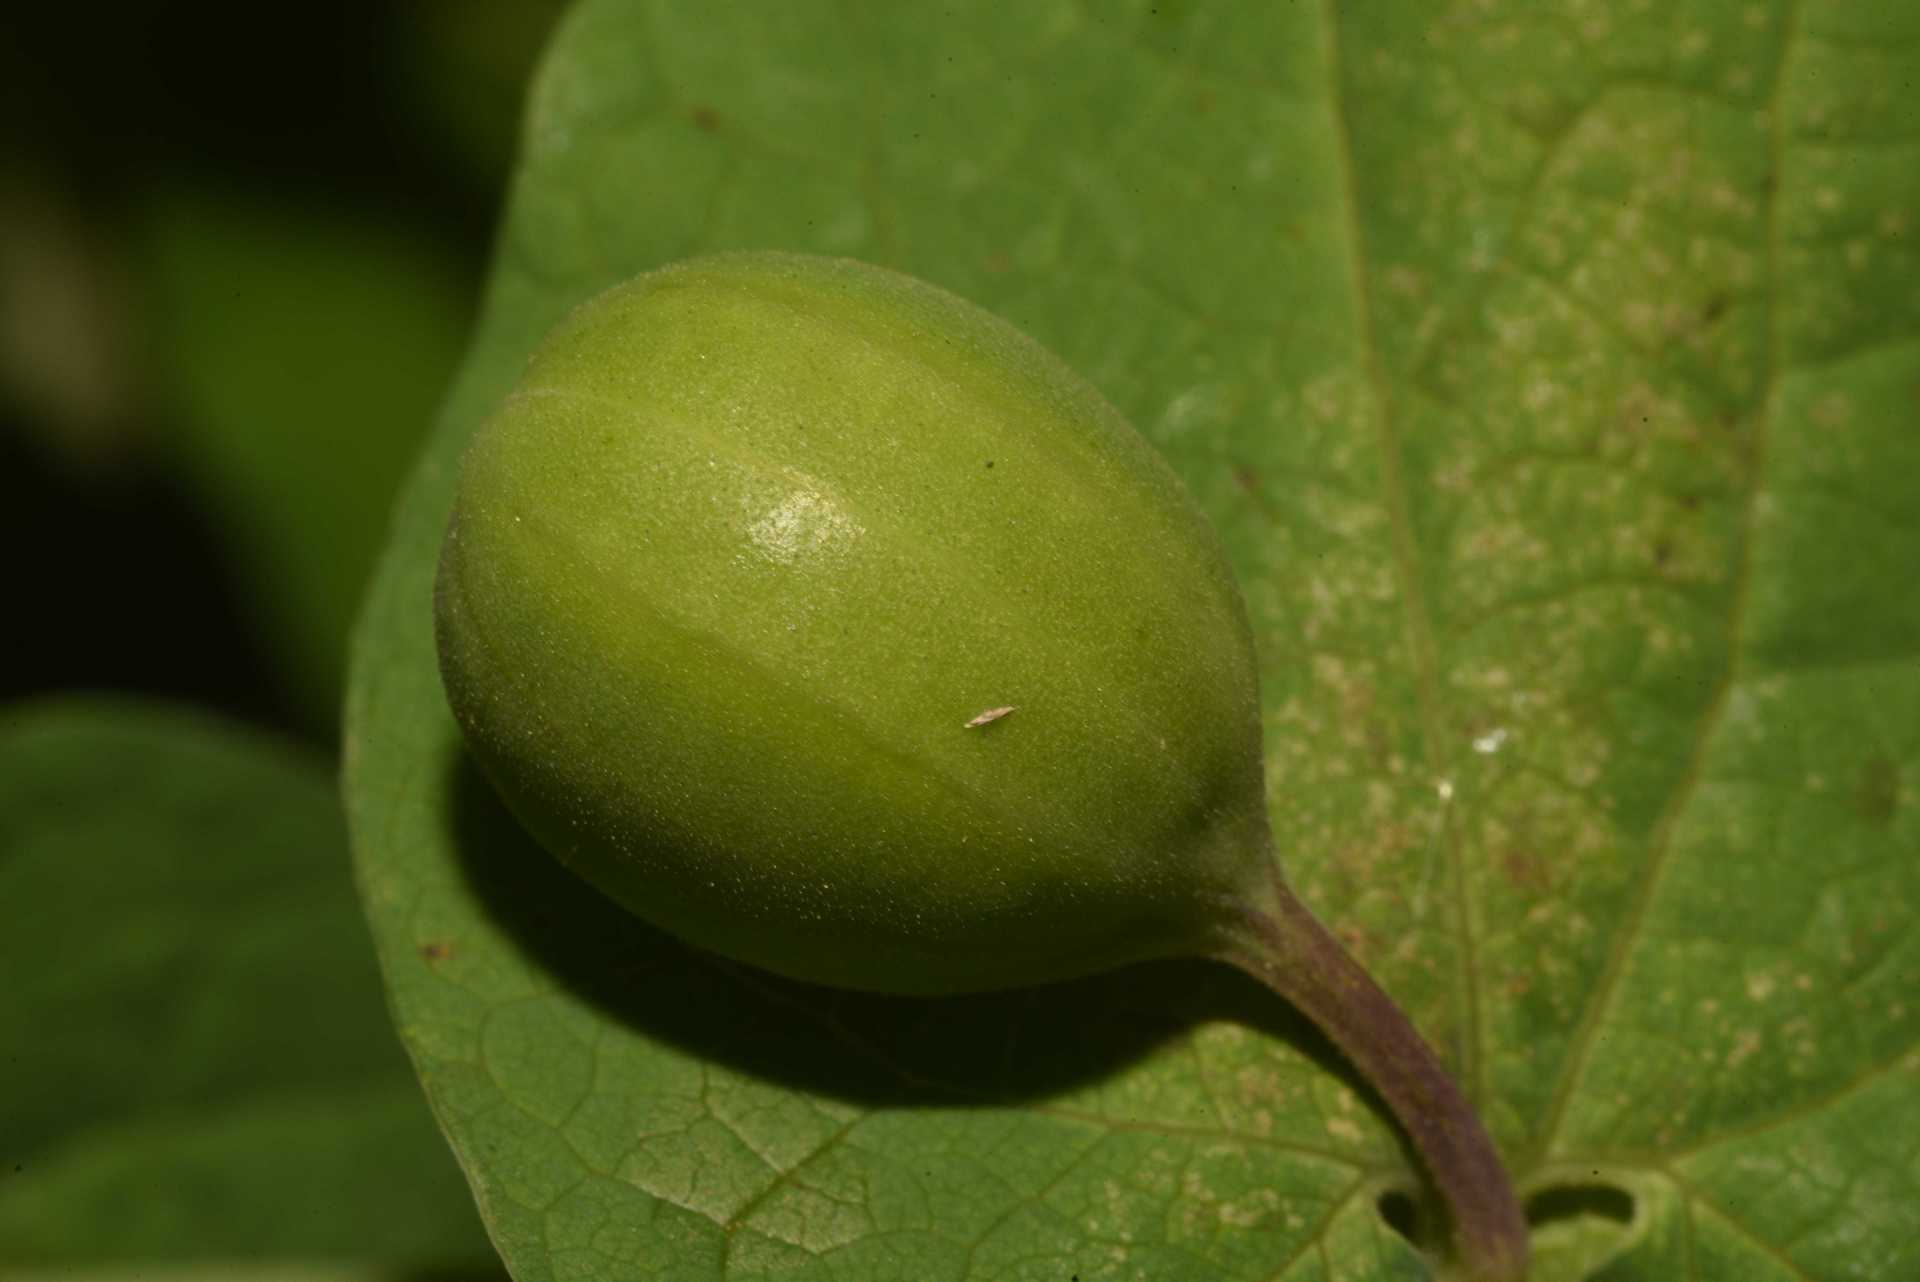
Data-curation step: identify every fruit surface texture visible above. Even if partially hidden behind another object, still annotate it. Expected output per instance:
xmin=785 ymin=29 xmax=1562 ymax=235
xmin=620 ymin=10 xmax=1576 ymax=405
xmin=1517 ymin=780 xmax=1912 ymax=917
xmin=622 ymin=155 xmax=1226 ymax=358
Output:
xmin=435 ymin=251 xmax=1273 ymax=993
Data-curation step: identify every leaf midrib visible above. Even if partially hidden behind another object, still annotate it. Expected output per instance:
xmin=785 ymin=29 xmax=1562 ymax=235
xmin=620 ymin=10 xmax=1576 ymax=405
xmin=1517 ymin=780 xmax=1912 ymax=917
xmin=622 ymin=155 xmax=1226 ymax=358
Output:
xmin=1318 ymin=0 xmax=1488 ymax=1108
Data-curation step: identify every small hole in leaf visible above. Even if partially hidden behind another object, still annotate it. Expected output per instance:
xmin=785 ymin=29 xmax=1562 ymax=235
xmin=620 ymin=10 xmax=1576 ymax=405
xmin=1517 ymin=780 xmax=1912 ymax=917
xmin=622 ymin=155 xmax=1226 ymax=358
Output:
xmin=1376 ymin=1188 xmax=1425 ymax=1243
xmin=1525 ymin=1182 xmax=1635 ymax=1227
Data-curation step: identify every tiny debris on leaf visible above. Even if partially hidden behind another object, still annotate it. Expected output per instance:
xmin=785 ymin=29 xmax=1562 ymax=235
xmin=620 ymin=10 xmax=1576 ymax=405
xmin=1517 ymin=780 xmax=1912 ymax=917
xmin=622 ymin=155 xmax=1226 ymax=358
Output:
xmin=964 ymin=706 xmax=1016 ymax=728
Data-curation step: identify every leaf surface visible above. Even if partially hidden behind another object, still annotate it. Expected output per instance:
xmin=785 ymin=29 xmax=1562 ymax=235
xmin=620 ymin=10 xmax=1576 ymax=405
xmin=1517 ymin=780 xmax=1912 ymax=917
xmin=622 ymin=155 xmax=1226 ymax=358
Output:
xmin=345 ymin=3 xmax=1920 ymax=1278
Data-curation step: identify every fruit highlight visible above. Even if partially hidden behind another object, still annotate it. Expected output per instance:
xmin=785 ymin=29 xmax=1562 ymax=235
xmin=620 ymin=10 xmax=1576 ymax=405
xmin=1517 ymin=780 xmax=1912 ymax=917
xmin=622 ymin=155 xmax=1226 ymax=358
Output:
xmin=434 ymin=251 xmax=1527 ymax=1280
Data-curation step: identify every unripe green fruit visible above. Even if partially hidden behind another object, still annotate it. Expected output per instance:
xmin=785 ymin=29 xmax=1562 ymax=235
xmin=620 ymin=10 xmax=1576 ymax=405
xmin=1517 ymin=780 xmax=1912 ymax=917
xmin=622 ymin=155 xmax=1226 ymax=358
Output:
xmin=435 ymin=251 xmax=1526 ymax=1281
xmin=436 ymin=251 xmax=1270 ymax=994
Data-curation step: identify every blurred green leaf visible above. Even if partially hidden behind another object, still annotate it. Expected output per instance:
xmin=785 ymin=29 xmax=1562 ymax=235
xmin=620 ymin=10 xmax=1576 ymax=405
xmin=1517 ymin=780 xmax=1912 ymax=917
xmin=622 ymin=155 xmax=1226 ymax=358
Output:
xmin=0 ymin=698 xmax=495 ymax=1274
xmin=347 ymin=2 xmax=1920 ymax=1279
xmin=141 ymin=189 xmax=473 ymax=730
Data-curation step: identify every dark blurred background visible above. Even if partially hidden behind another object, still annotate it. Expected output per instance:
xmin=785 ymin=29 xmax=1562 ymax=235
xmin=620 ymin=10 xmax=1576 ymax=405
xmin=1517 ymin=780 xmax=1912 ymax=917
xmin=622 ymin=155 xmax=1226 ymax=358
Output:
xmin=2 ymin=0 xmax=568 ymax=744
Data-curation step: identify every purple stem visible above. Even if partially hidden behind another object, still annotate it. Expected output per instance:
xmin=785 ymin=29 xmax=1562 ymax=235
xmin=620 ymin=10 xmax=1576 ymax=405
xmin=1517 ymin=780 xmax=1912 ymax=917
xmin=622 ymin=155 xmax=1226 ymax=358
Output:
xmin=1208 ymin=876 xmax=1528 ymax=1281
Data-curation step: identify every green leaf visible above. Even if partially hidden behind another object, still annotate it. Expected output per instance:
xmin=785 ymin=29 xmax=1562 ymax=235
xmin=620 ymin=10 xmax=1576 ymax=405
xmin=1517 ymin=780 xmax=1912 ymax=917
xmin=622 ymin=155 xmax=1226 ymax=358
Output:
xmin=141 ymin=188 xmax=473 ymax=730
xmin=346 ymin=3 xmax=1920 ymax=1279
xmin=0 ymin=698 xmax=497 ymax=1275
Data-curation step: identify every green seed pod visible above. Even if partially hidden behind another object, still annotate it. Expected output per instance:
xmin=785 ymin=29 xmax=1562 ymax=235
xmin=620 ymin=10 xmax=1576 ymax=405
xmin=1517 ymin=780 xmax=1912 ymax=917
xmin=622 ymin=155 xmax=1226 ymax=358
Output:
xmin=434 ymin=251 xmax=1525 ymax=1281
xmin=435 ymin=251 xmax=1268 ymax=993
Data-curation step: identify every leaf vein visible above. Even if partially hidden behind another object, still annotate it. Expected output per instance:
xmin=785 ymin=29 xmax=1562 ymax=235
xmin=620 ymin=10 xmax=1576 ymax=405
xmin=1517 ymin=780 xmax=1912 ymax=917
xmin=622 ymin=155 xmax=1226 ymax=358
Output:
xmin=1534 ymin=0 xmax=1805 ymax=1159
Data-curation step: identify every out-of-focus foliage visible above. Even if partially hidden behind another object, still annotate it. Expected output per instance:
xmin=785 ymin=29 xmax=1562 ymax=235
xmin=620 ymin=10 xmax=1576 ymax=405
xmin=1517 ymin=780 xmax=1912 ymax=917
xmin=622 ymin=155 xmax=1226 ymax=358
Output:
xmin=397 ymin=0 xmax=573 ymax=187
xmin=140 ymin=188 xmax=472 ymax=727
xmin=1 ymin=0 xmax=564 ymax=732
xmin=0 ymin=179 xmax=143 ymax=467
xmin=1 ymin=2 xmax=548 ymax=1275
xmin=0 ymin=698 xmax=498 ymax=1274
